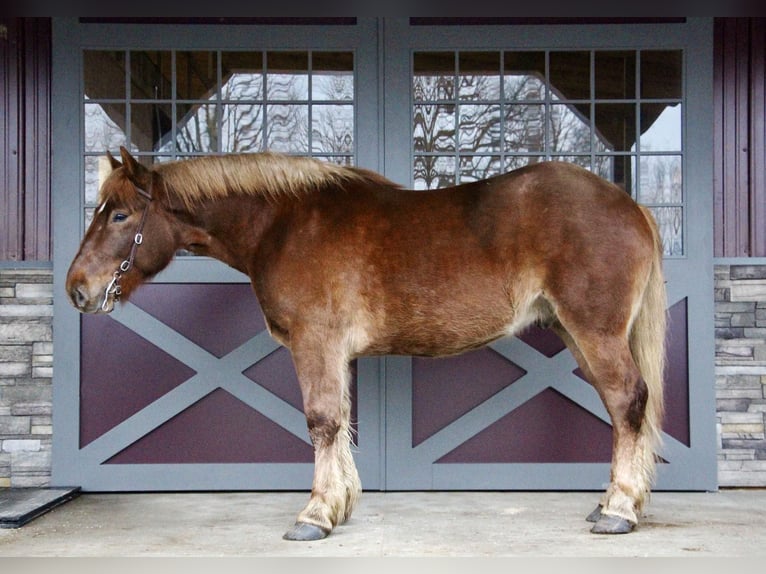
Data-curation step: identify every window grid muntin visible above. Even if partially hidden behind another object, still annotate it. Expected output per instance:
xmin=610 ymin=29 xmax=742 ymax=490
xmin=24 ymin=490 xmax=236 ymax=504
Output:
xmin=411 ymin=48 xmax=684 ymax=256
xmin=82 ymin=48 xmax=356 ymax=228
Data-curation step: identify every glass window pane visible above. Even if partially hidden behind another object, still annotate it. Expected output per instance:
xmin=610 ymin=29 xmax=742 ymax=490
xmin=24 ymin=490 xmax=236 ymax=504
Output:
xmin=222 ymin=52 xmax=263 ymax=97
xmin=221 ymin=104 xmax=263 ymax=153
xmin=459 ymin=155 xmax=502 ymax=183
xmin=267 ymin=52 xmax=309 ymax=100
xmin=413 ymin=104 xmax=456 ymax=153
xmin=595 ymin=103 xmax=636 ymax=152
xmin=312 ymin=52 xmax=354 ymax=100
xmin=413 ymin=156 xmax=456 ymax=190
xmin=594 ymin=155 xmax=634 ymax=193
xmin=130 ymin=51 xmax=172 ymax=100
xmin=175 ymin=103 xmax=218 ymax=153
xmin=459 ymin=104 xmax=501 ymax=152
xmin=317 ymin=156 xmax=354 ymax=167
xmin=84 ymin=102 xmax=126 ymax=152
xmin=595 ymin=51 xmax=636 ymax=99
xmin=641 ymin=50 xmax=682 ymax=99
xmin=651 ymin=207 xmax=683 ymax=256
xmin=84 ymin=155 xmax=115 ymax=205
xmin=266 ymin=104 xmax=308 ymax=152
xmin=131 ymin=103 xmax=172 ymax=153
xmin=504 ymin=52 xmax=545 ymax=101
xmin=312 ymin=104 xmax=354 ymax=154
xmin=639 ymin=155 xmax=682 ymax=204
xmin=221 ymin=52 xmax=264 ymax=101
xmin=504 ymin=155 xmax=541 ymax=172
xmin=641 ymin=103 xmax=681 ymax=152
xmin=550 ymin=51 xmax=590 ymax=100
xmin=84 ymin=51 xmax=125 ymax=99
xmin=550 ymin=155 xmax=592 ymax=171
xmin=459 ymin=52 xmax=501 ymax=101
xmin=414 ymin=52 xmax=455 ymax=101
xmin=176 ymin=51 xmax=218 ymax=100
xmin=504 ymin=104 xmax=544 ymax=152
xmin=550 ymin=104 xmax=591 ymax=153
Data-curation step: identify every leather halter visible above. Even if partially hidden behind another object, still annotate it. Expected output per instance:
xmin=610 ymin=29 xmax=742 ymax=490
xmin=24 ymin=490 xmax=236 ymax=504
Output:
xmin=101 ymin=183 xmax=153 ymax=312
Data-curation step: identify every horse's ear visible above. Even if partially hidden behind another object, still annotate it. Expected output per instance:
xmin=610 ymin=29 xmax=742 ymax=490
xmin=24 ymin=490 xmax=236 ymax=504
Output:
xmin=106 ymin=150 xmax=122 ymax=170
xmin=119 ymin=146 xmax=151 ymax=187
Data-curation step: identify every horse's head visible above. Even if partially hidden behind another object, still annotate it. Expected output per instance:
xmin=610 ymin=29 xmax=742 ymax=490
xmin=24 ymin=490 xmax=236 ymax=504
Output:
xmin=66 ymin=147 xmax=179 ymax=313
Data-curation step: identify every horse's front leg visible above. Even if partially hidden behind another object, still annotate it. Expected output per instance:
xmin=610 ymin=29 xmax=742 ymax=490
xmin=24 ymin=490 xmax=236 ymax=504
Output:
xmin=283 ymin=334 xmax=361 ymax=541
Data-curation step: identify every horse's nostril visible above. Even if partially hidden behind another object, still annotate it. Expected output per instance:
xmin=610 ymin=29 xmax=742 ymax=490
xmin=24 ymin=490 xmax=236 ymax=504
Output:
xmin=70 ymin=286 xmax=88 ymax=309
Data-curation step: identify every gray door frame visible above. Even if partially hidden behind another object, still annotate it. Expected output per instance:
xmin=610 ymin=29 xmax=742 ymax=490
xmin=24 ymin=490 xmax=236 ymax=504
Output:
xmin=51 ymin=17 xmax=384 ymax=490
xmin=381 ymin=18 xmax=717 ymax=491
xmin=52 ymin=17 xmax=717 ymax=492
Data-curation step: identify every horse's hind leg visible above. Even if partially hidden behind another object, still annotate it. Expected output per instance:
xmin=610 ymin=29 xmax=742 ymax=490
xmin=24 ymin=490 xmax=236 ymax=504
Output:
xmin=557 ymin=326 xmax=652 ymax=534
xmin=282 ymin=335 xmax=361 ymax=541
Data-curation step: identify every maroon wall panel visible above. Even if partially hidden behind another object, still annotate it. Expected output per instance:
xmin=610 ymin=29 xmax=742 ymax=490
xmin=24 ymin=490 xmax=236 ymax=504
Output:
xmin=714 ymin=17 xmax=766 ymax=257
xmin=0 ymin=17 xmax=51 ymax=262
xmin=106 ymin=388 xmax=314 ymax=464
xmin=80 ymin=314 xmax=197 ymax=447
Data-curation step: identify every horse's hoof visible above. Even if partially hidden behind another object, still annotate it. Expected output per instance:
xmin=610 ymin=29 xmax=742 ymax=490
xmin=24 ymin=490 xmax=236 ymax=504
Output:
xmin=585 ymin=504 xmax=603 ymax=523
xmin=282 ymin=522 xmax=330 ymax=541
xmin=590 ymin=514 xmax=635 ymax=534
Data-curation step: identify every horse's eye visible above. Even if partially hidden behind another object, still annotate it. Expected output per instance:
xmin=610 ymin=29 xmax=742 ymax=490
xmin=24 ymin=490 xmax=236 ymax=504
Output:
xmin=112 ymin=213 xmax=128 ymax=223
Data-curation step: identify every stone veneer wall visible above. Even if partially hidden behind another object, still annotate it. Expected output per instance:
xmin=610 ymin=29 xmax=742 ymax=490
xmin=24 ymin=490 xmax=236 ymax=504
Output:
xmin=0 ymin=269 xmax=53 ymax=487
xmin=1 ymin=265 xmax=765 ymax=488
xmin=715 ymin=264 xmax=766 ymax=486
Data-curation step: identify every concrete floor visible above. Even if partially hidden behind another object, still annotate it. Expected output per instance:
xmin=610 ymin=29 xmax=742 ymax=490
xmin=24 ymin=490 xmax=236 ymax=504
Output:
xmin=0 ymin=489 xmax=765 ymax=557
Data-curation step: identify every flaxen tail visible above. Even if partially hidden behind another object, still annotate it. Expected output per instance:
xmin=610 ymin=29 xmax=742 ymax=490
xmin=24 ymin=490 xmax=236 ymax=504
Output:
xmin=629 ymin=206 xmax=667 ymax=507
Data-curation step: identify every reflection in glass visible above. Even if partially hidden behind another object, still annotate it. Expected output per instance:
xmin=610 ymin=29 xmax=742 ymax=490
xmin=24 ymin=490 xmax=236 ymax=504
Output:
xmin=650 ymin=207 xmax=683 ymax=256
xmin=317 ymin=156 xmax=354 ymax=166
xmin=312 ymin=105 xmax=354 ymax=154
xmin=413 ymin=104 xmax=456 ymax=153
xmin=313 ymin=52 xmax=354 ymax=100
xmin=550 ymin=51 xmax=590 ymax=100
xmin=177 ymin=51 xmax=218 ymax=100
xmin=595 ymin=103 xmax=636 ymax=152
xmin=175 ymin=103 xmax=218 ymax=153
xmin=222 ymin=52 xmax=263 ymax=100
xmin=595 ymin=51 xmax=636 ymax=99
xmin=84 ymin=51 xmax=126 ymax=99
xmin=459 ymin=104 xmax=501 ymax=152
xmin=84 ymin=155 xmax=113 ymax=204
xmin=414 ymin=156 xmax=456 ymax=190
xmin=414 ymin=52 xmax=455 ymax=101
xmin=267 ymin=52 xmax=309 ymax=100
xmin=504 ymin=104 xmax=544 ymax=152
xmin=550 ymin=155 xmax=592 ymax=171
xmin=459 ymin=52 xmax=500 ymax=101
xmin=459 ymin=156 xmax=502 ymax=182
xmin=131 ymin=51 xmax=172 ymax=100
xmin=131 ymin=103 xmax=172 ymax=152
xmin=641 ymin=50 xmax=682 ymax=99
xmin=504 ymin=155 xmax=540 ymax=172
xmin=641 ymin=104 xmax=681 ymax=152
xmin=594 ymin=155 xmax=634 ymax=193
xmin=221 ymin=104 xmax=264 ymax=152
xmin=550 ymin=104 xmax=591 ymax=153
xmin=504 ymin=52 xmax=545 ymax=101
xmin=266 ymin=104 xmax=308 ymax=152
xmin=84 ymin=102 xmax=126 ymax=152
xmin=639 ymin=155 xmax=682 ymax=204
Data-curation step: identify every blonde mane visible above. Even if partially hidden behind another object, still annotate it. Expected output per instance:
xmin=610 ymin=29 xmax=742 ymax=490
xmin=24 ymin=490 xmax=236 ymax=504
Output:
xmin=154 ymin=153 xmax=392 ymax=209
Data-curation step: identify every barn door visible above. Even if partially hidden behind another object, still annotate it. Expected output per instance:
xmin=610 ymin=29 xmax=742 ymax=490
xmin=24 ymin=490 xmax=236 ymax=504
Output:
xmin=51 ymin=18 xmax=384 ymax=491
xmin=52 ymin=18 xmax=717 ymax=493
xmin=381 ymin=18 xmax=717 ymax=490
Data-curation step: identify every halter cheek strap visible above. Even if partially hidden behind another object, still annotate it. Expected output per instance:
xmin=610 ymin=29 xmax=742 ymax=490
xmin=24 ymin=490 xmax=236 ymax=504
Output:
xmin=102 ymin=184 xmax=153 ymax=312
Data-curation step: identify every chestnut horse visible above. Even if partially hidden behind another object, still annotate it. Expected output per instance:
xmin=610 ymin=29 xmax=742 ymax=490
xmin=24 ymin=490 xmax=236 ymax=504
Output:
xmin=66 ymin=147 xmax=666 ymax=540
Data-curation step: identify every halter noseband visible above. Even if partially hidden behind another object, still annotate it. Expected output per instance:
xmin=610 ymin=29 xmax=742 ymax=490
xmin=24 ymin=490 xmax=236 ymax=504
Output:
xmin=102 ymin=183 xmax=153 ymax=312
